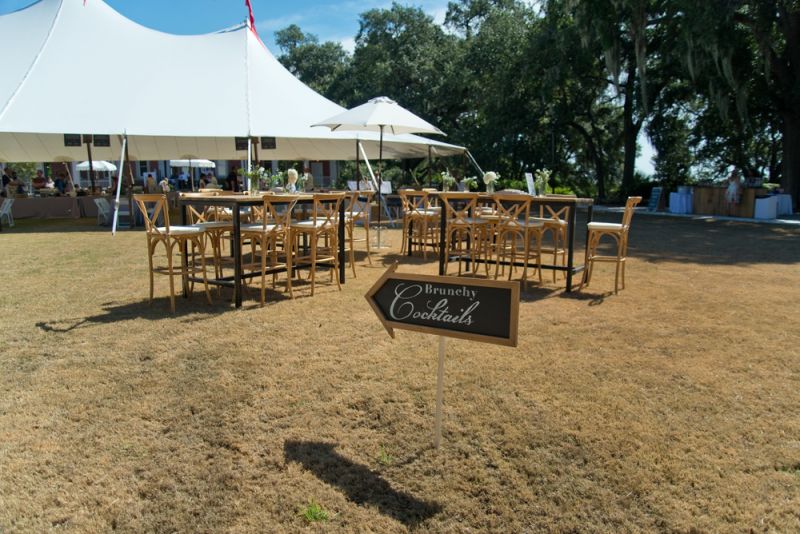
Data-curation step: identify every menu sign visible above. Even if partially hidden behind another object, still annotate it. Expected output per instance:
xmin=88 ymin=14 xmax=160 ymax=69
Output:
xmin=366 ymin=264 xmax=519 ymax=346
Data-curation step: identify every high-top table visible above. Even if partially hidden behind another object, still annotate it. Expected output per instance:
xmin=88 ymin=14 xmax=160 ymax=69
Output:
xmin=412 ymin=193 xmax=594 ymax=292
xmin=179 ymin=193 xmax=346 ymax=308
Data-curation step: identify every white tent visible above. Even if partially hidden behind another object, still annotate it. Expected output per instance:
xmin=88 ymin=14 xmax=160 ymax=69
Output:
xmin=0 ymin=0 xmax=464 ymax=162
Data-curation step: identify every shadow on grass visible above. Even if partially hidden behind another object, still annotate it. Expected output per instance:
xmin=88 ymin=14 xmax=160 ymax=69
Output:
xmin=284 ymin=441 xmax=441 ymax=527
xmin=33 ymin=284 xmax=304 ymax=332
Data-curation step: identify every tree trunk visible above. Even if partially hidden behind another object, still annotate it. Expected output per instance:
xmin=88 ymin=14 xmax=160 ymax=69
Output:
xmin=782 ymin=112 xmax=800 ymax=211
xmin=569 ymin=121 xmax=607 ymax=201
xmin=621 ymin=59 xmax=641 ymax=199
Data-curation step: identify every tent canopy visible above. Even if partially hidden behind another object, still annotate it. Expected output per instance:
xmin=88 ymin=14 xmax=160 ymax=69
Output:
xmin=0 ymin=0 xmax=464 ymax=162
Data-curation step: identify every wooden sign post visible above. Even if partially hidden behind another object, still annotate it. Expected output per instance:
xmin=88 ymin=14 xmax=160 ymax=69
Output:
xmin=366 ymin=263 xmax=520 ymax=447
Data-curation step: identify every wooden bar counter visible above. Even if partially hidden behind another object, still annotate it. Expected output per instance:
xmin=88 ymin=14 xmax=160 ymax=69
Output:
xmin=692 ymin=186 xmax=768 ymax=218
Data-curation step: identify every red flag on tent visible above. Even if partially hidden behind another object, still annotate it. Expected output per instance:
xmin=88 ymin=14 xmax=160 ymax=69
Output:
xmin=245 ymin=0 xmax=258 ymax=35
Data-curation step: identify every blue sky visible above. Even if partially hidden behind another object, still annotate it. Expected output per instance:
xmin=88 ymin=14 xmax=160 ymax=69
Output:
xmin=0 ymin=0 xmax=451 ymax=52
xmin=0 ymin=0 xmax=656 ymax=172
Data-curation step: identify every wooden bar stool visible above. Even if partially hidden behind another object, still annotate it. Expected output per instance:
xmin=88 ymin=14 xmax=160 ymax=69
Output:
xmin=241 ymin=194 xmax=298 ymax=305
xmin=579 ymin=196 xmax=642 ymax=294
xmin=134 ymin=194 xmax=211 ymax=313
xmin=492 ymin=193 xmax=544 ymax=288
xmin=344 ymin=190 xmax=375 ymax=277
xmin=399 ymin=190 xmax=439 ymax=259
xmin=289 ymin=193 xmax=345 ymax=296
xmin=439 ymin=192 xmax=490 ymax=277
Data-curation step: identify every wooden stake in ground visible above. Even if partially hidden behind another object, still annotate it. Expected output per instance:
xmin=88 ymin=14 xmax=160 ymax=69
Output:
xmin=435 ymin=335 xmax=446 ymax=448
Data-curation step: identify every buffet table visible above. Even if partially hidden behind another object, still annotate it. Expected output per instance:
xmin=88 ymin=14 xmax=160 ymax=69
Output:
xmin=9 ymin=196 xmax=108 ymax=219
xmin=692 ymin=186 xmax=767 ymax=218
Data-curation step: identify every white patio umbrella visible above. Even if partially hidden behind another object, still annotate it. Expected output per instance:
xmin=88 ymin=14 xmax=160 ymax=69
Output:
xmin=77 ymin=160 xmax=117 ymax=172
xmin=169 ymin=159 xmax=216 ymax=191
xmin=313 ymin=96 xmax=446 ymax=247
xmin=168 ymin=159 xmax=216 ymax=169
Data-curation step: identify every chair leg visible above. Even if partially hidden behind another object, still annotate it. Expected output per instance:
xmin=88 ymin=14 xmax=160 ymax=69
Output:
xmin=310 ymin=233 xmax=317 ymax=297
xmin=348 ymin=222 xmax=357 ymax=278
xmin=364 ymin=221 xmax=373 ymax=265
xmin=285 ymin=232 xmax=295 ymax=299
xmin=166 ymin=241 xmax=176 ymax=313
xmin=147 ymin=240 xmax=155 ymax=304
xmin=198 ymin=237 xmax=212 ymax=305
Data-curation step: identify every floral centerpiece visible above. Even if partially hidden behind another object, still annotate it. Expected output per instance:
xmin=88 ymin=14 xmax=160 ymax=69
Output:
xmin=441 ymin=170 xmax=457 ymax=191
xmin=461 ymin=176 xmax=478 ymax=191
xmin=483 ymin=171 xmax=499 ymax=194
xmin=270 ymin=171 xmax=286 ymax=190
xmin=534 ymin=168 xmax=552 ymax=196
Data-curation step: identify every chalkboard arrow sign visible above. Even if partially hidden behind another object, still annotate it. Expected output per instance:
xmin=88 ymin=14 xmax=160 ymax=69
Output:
xmin=365 ymin=263 xmax=520 ymax=347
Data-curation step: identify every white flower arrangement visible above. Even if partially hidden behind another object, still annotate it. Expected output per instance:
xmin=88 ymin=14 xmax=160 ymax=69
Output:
xmin=441 ymin=170 xmax=457 ymax=189
xmin=534 ymin=168 xmax=552 ymax=195
xmin=483 ymin=171 xmax=499 ymax=185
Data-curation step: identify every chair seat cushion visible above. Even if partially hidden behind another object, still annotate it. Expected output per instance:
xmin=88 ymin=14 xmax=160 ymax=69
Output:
xmin=529 ymin=217 xmax=567 ymax=226
xmin=291 ymin=220 xmax=333 ymax=229
xmin=194 ymin=221 xmax=232 ymax=229
xmin=241 ymin=223 xmax=278 ymax=233
xmin=157 ymin=225 xmax=203 ymax=236
xmin=588 ymin=222 xmax=623 ymax=231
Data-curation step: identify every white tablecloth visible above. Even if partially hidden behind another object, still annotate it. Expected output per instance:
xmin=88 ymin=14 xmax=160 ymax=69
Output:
xmin=669 ymin=192 xmax=693 ymax=214
xmin=774 ymin=194 xmax=792 ymax=216
xmin=754 ymin=196 xmax=778 ymax=219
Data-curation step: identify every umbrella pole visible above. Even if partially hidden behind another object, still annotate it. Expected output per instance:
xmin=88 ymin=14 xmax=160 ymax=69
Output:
xmin=355 ymin=138 xmax=360 ymax=191
xmin=374 ymin=125 xmax=388 ymax=249
xmin=86 ymin=137 xmax=95 ymax=194
xmin=190 ymin=159 xmax=194 ymax=192
xmin=427 ymin=145 xmax=432 ymax=187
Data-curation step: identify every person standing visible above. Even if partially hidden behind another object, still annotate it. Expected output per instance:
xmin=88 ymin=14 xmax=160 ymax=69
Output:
xmin=1 ymin=166 xmax=12 ymax=196
xmin=725 ymin=169 xmax=742 ymax=216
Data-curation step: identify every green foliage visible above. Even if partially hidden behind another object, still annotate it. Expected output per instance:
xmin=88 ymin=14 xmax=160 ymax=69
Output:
xmin=271 ymin=0 xmax=797 ymax=202
xmin=377 ymin=446 xmax=394 ymax=466
xmin=299 ymin=500 xmax=329 ymax=523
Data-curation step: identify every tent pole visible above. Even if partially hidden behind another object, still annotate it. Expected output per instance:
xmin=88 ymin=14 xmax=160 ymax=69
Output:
xmin=86 ymin=137 xmax=95 ymax=193
xmin=427 ymin=145 xmax=432 ymax=187
xmin=112 ymin=135 xmax=127 ymax=235
xmin=246 ymin=139 xmax=252 ymax=191
xmin=190 ymin=159 xmax=194 ymax=192
xmin=375 ymin=125 xmax=386 ymax=248
xmin=355 ymin=138 xmax=360 ymax=191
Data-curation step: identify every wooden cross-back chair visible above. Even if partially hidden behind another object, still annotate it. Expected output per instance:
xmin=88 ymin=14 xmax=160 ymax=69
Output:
xmin=529 ymin=195 xmax=575 ymax=283
xmin=134 ymin=194 xmax=211 ymax=312
xmin=182 ymin=191 xmax=232 ymax=281
xmin=344 ymin=190 xmax=374 ymax=276
xmin=241 ymin=194 xmax=299 ymax=306
xmin=399 ymin=190 xmax=439 ymax=258
xmin=579 ymin=196 xmax=642 ymax=294
xmin=439 ymin=192 xmax=489 ymax=276
xmin=491 ymin=193 xmax=544 ymax=287
xmin=289 ymin=193 xmax=345 ymax=296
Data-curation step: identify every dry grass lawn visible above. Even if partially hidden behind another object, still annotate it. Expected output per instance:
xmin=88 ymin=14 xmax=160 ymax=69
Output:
xmin=1 ymin=213 xmax=799 ymax=532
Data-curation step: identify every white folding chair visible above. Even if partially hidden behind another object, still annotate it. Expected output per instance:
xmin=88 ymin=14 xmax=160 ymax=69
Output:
xmin=0 ymin=198 xmax=14 ymax=227
xmin=94 ymin=198 xmax=111 ymax=225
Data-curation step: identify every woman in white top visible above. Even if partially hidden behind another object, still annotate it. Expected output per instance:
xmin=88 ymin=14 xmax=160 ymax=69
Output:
xmin=725 ymin=169 xmax=741 ymax=215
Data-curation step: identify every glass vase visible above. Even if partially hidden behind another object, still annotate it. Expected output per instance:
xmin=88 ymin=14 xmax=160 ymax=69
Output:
xmin=486 ymin=182 xmax=495 ymax=194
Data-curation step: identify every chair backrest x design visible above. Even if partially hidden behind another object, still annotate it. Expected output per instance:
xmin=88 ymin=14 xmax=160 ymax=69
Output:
xmin=493 ymin=193 xmax=532 ymax=231
xmin=399 ymin=190 xmax=430 ymax=216
xmin=346 ymin=191 xmax=374 ymax=219
xmin=133 ymin=194 xmax=170 ymax=236
xmin=311 ymin=193 xmax=345 ymax=229
xmin=439 ymin=192 xmax=478 ymax=227
xmin=260 ymin=194 xmax=298 ymax=231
